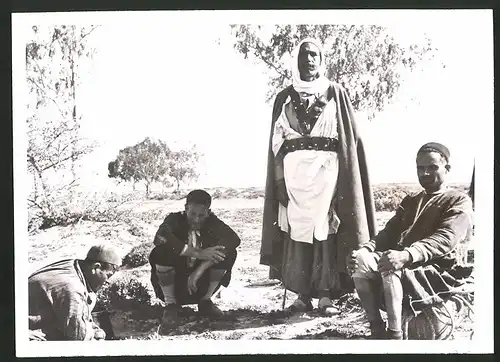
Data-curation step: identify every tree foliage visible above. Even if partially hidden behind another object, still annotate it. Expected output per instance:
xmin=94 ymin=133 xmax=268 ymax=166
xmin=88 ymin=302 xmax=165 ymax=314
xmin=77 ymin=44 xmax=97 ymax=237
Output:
xmin=108 ymin=138 xmax=171 ymax=197
xmin=108 ymin=138 xmax=201 ymax=196
xmin=26 ymin=25 xmax=99 ymax=226
xmin=230 ymin=25 xmax=437 ymax=120
xmin=168 ymin=145 xmax=202 ymax=191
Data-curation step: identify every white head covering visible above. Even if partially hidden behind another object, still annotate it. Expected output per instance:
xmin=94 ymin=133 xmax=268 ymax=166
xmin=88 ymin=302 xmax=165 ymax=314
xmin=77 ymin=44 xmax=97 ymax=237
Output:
xmin=291 ymin=37 xmax=330 ymax=95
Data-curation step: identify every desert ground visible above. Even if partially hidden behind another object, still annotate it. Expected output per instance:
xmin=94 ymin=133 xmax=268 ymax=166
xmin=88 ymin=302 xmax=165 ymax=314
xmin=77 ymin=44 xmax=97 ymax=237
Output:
xmin=27 ymin=186 xmax=475 ymax=340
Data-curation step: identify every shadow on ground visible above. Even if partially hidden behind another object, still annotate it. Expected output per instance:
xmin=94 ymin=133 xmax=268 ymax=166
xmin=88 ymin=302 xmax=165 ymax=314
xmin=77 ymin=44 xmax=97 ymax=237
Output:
xmin=108 ymin=307 xmax=325 ymax=337
xmin=102 ymin=294 xmax=368 ymax=340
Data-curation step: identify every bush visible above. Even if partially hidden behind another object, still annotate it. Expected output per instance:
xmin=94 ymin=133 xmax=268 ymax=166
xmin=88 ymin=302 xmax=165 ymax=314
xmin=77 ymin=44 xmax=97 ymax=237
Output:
xmin=28 ymin=192 xmax=147 ymax=234
xmin=372 ymin=184 xmax=416 ymax=212
xmin=28 ymin=190 xmax=138 ymax=233
xmin=372 ymin=183 xmax=469 ymax=212
xmin=122 ymin=242 xmax=154 ymax=268
xmin=127 ymin=222 xmax=146 ymax=237
xmin=97 ymin=272 xmax=156 ymax=310
xmin=137 ymin=209 xmax=166 ymax=224
xmin=146 ymin=187 xmax=267 ymax=202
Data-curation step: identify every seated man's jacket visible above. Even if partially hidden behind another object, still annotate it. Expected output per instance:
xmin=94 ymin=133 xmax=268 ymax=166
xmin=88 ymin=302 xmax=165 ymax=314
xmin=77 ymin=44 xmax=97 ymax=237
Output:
xmin=149 ymin=211 xmax=241 ymax=266
xmin=362 ymin=189 xmax=473 ymax=270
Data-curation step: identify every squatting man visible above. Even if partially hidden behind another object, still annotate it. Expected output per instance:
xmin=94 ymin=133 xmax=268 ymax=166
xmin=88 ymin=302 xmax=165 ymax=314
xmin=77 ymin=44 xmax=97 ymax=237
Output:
xmin=149 ymin=189 xmax=241 ymax=329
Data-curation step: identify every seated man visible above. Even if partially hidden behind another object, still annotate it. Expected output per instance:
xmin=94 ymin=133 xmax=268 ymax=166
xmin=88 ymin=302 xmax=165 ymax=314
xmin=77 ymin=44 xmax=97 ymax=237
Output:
xmin=347 ymin=142 xmax=473 ymax=339
xmin=149 ymin=189 xmax=240 ymax=324
xmin=28 ymin=244 xmax=122 ymax=341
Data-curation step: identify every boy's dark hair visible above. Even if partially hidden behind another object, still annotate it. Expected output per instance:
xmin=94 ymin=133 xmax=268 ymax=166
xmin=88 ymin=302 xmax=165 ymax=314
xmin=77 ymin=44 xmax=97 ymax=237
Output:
xmin=186 ymin=189 xmax=212 ymax=208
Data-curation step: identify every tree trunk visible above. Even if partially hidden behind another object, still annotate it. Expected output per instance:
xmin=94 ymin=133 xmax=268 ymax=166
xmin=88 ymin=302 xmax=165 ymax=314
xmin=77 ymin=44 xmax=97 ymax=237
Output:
xmin=33 ymin=172 xmax=38 ymax=200
xmin=145 ymin=182 xmax=150 ymax=198
xmin=30 ymin=162 xmax=53 ymax=217
xmin=69 ymin=49 xmax=77 ymax=204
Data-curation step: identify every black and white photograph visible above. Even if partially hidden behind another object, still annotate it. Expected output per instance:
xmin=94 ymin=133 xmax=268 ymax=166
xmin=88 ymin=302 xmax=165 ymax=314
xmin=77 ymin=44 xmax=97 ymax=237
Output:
xmin=13 ymin=9 xmax=493 ymax=357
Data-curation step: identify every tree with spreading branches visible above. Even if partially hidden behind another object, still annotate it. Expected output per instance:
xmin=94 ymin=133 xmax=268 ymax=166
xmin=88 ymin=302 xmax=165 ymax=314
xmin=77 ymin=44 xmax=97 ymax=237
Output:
xmin=108 ymin=138 xmax=202 ymax=196
xmin=26 ymin=25 xmax=99 ymax=227
xmin=108 ymin=138 xmax=172 ymax=197
xmin=230 ymin=25 xmax=439 ymax=120
xmin=168 ymin=146 xmax=202 ymax=192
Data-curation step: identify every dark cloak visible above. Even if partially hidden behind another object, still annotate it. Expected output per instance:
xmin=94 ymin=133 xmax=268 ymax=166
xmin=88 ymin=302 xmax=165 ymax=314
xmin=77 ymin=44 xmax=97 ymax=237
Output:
xmin=260 ymin=82 xmax=378 ymax=291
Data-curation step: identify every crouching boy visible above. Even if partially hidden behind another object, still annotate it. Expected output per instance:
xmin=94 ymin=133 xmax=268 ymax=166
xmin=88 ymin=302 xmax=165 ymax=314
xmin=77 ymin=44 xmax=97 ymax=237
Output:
xmin=149 ymin=189 xmax=240 ymax=325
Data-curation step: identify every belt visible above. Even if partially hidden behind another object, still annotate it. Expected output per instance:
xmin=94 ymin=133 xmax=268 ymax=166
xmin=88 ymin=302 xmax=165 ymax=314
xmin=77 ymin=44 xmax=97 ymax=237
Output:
xmin=278 ymin=137 xmax=339 ymax=158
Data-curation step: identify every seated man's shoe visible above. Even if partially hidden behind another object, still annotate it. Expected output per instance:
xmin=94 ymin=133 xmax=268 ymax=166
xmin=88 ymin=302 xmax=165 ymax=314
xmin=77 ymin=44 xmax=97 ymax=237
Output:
xmin=369 ymin=320 xmax=387 ymax=339
xmin=198 ymin=299 xmax=224 ymax=318
xmin=285 ymin=298 xmax=313 ymax=314
xmin=318 ymin=297 xmax=341 ymax=316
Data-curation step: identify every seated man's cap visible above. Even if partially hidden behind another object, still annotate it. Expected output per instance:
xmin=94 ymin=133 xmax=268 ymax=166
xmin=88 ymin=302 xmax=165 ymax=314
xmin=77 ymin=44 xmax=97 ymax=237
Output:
xmin=85 ymin=244 xmax=122 ymax=266
xmin=417 ymin=142 xmax=450 ymax=163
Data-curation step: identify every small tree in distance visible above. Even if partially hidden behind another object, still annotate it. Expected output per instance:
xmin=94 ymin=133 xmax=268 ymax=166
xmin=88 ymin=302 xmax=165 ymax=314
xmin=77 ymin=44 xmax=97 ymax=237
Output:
xmin=169 ymin=145 xmax=202 ymax=192
xmin=108 ymin=138 xmax=202 ymax=197
xmin=108 ymin=137 xmax=171 ymax=197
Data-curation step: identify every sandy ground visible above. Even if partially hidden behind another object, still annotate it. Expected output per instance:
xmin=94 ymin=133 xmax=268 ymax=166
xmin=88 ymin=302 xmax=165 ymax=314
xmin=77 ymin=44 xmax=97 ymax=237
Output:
xmin=28 ymin=197 xmax=474 ymax=340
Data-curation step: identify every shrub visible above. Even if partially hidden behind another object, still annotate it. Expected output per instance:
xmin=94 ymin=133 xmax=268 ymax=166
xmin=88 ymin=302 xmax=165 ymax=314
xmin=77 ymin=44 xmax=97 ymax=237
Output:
xmin=97 ymin=272 xmax=156 ymax=310
xmin=122 ymin=242 xmax=154 ymax=268
xmin=371 ymin=183 xmax=469 ymax=212
xmin=137 ymin=209 xmax=166 ymax=224
xmin=372 ymin=184 xmax=415 ymax=212
xmin=127 ymin=222 xmax=146 ymax=237
xmin=28 ymin=190 xmax=138 ymax=234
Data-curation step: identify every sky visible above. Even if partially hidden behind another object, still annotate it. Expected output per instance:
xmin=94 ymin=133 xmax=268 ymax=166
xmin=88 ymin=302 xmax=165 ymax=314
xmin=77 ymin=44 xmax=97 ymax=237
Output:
xmin=19 ymin=10 xmax=493 ymax=190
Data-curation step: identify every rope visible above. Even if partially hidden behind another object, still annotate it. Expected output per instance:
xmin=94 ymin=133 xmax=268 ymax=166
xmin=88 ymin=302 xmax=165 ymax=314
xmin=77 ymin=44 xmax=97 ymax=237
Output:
xmin=455 ymin=294 xmax=475 ymax=314
xmin=408 ymin=290 xmax=475 ymax=340
xmin=423 ymin=308 xmax=436 ymax=340
xmin=407 ymin=287 xmax=473 ymax=306
xmin=431 ymin=304 xmax=452 ymax=325
xmin=439 ymin=302 xmax=455 ymax=339
xmin=452 ymin=294 xmax=465 ymax=314
xmin=450 ymin=295 xmax=467 ymax=328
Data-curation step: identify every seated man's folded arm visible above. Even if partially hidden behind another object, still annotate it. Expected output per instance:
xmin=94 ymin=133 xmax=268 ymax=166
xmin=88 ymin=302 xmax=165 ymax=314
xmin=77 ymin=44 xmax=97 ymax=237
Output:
xmin=362 ymin=197 xmax=409 ymax=252
xmin=404 ymin=197 xmax=473 ymax=264
xmin=209 ymin=217 xmax=241 ymax=252
xmin=153 ymin=213 xmax=187 ymax=257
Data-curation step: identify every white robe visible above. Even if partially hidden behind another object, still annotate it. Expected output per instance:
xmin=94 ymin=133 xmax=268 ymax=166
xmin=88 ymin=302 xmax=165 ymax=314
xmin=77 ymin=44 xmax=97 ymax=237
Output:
xmin=272 ymin=95 xmax=341 ymax=244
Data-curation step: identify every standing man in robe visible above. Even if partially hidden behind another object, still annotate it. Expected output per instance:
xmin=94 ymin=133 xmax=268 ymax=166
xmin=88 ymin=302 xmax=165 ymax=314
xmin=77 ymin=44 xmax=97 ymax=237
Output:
xmin=260 ymin=38 xmax=377 ymax=315
xmin=347 ymin=142 xmax=473 ymax=339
